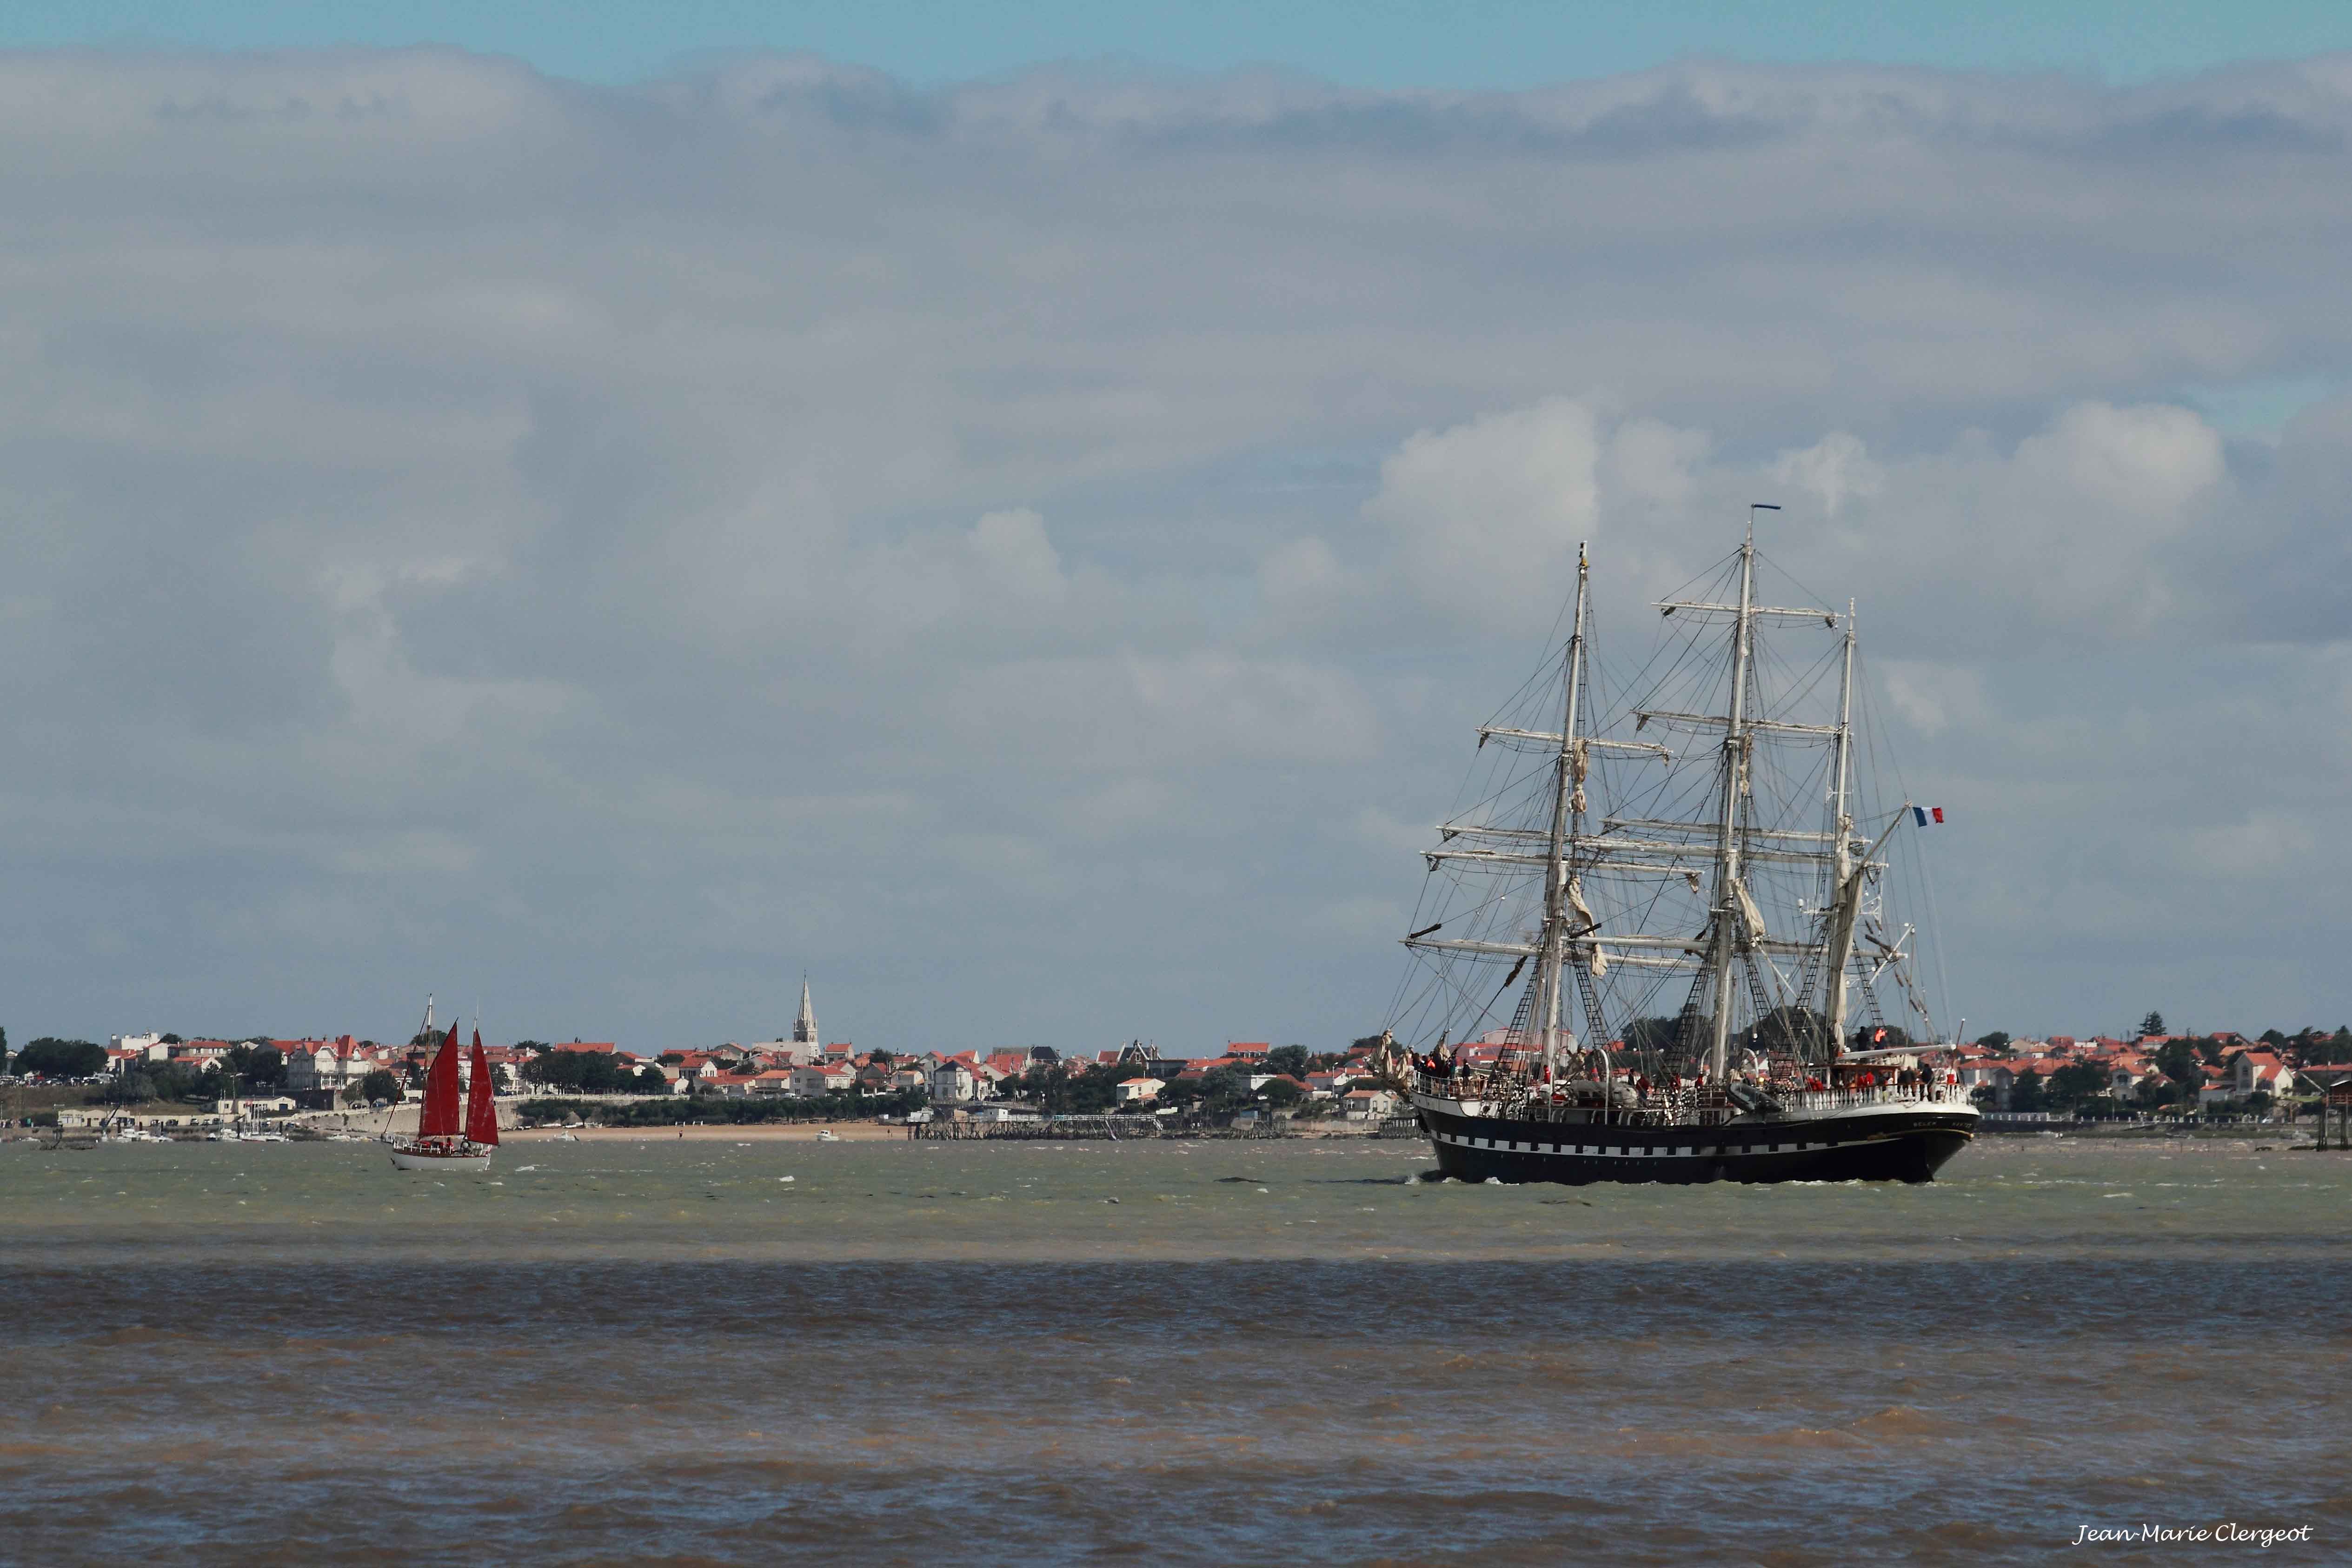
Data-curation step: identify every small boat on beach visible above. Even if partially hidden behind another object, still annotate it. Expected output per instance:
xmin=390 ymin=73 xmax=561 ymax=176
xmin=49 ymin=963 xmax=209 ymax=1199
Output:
xmin=387 ymin=999 xmax=499 ymax=1173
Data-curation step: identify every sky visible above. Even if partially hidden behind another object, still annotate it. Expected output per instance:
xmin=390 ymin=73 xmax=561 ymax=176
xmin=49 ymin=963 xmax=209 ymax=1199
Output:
xmin=3 ymin=13 xmax=2351 ymax=1054
xmin=13 ymin=1 xmax=2352 ymax=90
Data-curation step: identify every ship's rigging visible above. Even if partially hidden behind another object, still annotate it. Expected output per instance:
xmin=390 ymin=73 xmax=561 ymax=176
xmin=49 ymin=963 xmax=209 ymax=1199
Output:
xmin=1388 ymin=511 xmax=1946 ymax=1100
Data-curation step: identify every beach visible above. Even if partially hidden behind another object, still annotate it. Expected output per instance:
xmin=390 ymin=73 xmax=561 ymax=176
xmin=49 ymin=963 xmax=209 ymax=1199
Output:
xmin=503 ymin=1119 xmax=909 ymax=1142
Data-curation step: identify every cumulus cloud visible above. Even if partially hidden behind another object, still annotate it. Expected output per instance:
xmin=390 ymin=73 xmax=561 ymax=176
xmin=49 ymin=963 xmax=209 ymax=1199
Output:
xmin=1771 ymin=432 xmax=1881 ymax=518
xmin=1367 ymin=397 xmax=1601 ymax=619
xmin=0 ymin=46 xmax=2348 ymax=1045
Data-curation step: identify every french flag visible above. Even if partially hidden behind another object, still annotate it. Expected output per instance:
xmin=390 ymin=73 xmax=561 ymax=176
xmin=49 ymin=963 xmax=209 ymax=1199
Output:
xmin=1912 ymin=805 xmax=1944 ymax=826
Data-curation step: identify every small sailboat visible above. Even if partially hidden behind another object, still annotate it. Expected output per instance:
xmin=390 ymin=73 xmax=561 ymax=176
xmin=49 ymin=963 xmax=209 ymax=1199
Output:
xmin=387 ymin=1001 xmax=499 ymax=1172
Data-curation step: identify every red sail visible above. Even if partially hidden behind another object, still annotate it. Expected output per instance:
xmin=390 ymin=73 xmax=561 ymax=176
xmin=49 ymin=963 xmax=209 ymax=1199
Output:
xmin=417 ymin=1031 xmax=462 ymax=1139
xmin=466 ymin=1034 xmax=500 ymax=1147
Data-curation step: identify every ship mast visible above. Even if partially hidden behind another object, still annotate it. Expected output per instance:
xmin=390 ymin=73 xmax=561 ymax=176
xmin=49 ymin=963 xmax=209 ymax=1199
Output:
xmin=1704 ymin=508 xmax=1769 ymax=1081
xmin=1535 ymin=544 xmax=1590 ymax=1083
xmin=1821 ymin=601 xmax=1858 ymax=1063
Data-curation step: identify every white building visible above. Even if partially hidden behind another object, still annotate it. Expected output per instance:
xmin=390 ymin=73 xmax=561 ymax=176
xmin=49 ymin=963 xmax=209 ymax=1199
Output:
xmin=790 ymin=1063 xmax=855 ymax=1097
xmin=929 ymin=1058 xmax=985 ymax=1103
xmin=284 ymin=1039 xmax=368 ymax=1094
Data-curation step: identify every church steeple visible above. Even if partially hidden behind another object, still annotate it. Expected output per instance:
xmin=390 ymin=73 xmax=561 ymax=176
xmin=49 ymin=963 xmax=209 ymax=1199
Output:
xmin=792 ymin=977 xmax=818 ymax=1048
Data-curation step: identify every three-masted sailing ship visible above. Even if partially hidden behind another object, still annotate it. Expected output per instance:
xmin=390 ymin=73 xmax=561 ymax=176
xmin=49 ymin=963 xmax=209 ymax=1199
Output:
xmin=387 ymin=999 xmax=500 ymax=1172
xmin=1386 ymin=510 xmax=1976 ymax=1184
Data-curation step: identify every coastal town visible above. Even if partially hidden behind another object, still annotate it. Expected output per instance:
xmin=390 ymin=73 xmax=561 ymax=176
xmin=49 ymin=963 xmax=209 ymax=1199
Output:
xmin=1945 ymin=1016 xmax=2352 ymax=1118
xmin=7 ymin=984 xmax=2349 ymax=1138
xmin=2 ymin=982 xmax=1415 ymax=1137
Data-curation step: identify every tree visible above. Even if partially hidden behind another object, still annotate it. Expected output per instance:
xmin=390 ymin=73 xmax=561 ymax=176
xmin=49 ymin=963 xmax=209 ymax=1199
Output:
xmin=523 ymin=1050 xmax=644 ymax=1094
xmin=1622 ymin=1015 xmax=1684 ymax=1056
xmin=1349 ymin=1034 xmax=1389 ymax=1054
xmin=1260 ymin=1077 xmax=1305 ymax=1110
xmin=1198 ymin=1063 xmax=1257 ymax=1113
xmin=15 ymin=1038 xmax=107 ymax=1079
xmin=2140 ymin=1010 xmax=2167 ymax=1038
xmin=2046 ymin=1063 xmax=2109 ymax=1113
xmin=2153 ymin=1040 xmax=2201 ymax=1089
xmin=2007 ymin=1073 xmax=2046 ymax=1113
xmin=0 ymin=1024 xmax=9 ymax=1073
xmin=99 ymin=1070 xmax=155 ymax=1105
xmin=357 ymin=1069 xmax=402 ymax=1105
xmin=1975 ymin=1031 xmax=2011 ymax=1053
xmin=1747 ymin=1005 xmax=1824 ymax=1055
xmin=225 ymin=1043 xmax=286 ymax=1093
xmin=1268 ymin=1045 xmax=1310 ymax=1078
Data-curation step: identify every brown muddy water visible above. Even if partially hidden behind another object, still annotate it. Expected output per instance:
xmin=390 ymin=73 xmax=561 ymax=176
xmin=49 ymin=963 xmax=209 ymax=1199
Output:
xmin=2 ymin=1134 xmax=2345 ymax=1564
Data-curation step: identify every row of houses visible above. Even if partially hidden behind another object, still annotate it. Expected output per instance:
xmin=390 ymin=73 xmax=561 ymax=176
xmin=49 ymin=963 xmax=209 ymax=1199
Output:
xmin=93 ymin=1026 xmax=1409 ymax=1116
xmin=1951 ymin=1031 xmax=2350 ymax=1113
xmin=102 ymin=1033 xmax=535 ymax=1096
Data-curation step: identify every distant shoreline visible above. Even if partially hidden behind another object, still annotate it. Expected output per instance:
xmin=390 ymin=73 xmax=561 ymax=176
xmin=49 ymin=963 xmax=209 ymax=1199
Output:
xmin=506 ymin=1121 xmax=904 ymax=1142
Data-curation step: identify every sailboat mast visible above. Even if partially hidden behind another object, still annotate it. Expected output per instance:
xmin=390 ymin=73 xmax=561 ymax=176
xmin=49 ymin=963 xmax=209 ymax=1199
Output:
xmin=1822 ymin=602 xmax=1857 ymax=1062
xmin=1537 ymin=544 xmax=1591 ymax=1083
xmin=1705 ymin=512 xmax=1764 ymax=1080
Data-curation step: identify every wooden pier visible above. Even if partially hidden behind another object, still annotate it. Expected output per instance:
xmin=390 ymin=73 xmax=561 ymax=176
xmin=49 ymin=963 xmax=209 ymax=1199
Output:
xmin=2312 ymin=1078 xmax=2352 ymax=1150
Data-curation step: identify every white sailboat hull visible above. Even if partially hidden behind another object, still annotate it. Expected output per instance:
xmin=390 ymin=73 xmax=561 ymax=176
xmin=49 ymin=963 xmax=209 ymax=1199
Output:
xmin=387 ymin=1143 xmax=494 ymax=1172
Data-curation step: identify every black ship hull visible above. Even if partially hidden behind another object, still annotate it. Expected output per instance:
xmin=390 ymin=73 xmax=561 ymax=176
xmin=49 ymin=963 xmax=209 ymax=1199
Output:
xmin=1415 ymin=1098 xmax=1974 ymax=1185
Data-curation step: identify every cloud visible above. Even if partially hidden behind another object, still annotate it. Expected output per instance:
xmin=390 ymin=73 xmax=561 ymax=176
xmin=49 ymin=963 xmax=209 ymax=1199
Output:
xmin=1771 ymin=432 xmax=1881 ymax=518
xmin=1876 ymin=661 xmax=1989 ymax=739
xmin=1366 ymin=397 xmax=1600 ymax=619
xmin=2186 ymin=811 xmax=2318 ymax=880
xmin=0 ymin=46 xmax=2348 ymax=1047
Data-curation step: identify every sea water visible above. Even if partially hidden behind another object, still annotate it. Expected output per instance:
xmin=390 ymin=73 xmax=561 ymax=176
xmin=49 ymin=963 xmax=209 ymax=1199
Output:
xmin=1 ymin=1135 xmax=2342 ymax=1563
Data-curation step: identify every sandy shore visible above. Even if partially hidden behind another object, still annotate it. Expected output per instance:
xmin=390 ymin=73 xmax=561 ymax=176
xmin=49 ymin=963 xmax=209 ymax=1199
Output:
xmin=503 ymin=1121 xmax=905 ymax=1142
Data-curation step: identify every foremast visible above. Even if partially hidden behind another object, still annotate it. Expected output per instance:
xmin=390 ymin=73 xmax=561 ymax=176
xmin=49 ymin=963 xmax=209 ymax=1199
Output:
xmin=1533 ymin=544 xmax=1591 ymax=1085
xmin=1700 ymin=514 xmax=1762 ymax=1082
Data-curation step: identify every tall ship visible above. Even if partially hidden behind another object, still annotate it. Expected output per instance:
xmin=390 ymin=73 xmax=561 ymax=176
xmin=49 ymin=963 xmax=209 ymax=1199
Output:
xmin=387 ymin=999 xmax=501 ymax=1172
xmin=1385 ymin=511 xmax=1976 ymax=1184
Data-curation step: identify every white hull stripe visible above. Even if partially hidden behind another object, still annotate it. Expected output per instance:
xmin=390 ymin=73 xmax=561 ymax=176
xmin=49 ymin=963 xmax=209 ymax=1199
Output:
xmin=1428 ymin=1128 xmax=1945 ymax=1156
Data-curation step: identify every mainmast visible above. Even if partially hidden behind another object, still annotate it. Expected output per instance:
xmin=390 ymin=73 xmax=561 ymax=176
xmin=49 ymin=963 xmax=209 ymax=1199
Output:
xmin=1535 ymin=544 xmax=1590 ymax=1083
xmin=1704 ymin=508 xmax=1768 ymax=1080
xmin=1821 ymin=601 xmax=1858 ymax=1062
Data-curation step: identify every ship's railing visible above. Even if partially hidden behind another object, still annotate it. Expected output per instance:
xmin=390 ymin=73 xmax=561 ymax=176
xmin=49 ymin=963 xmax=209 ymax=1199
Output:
xmin=1411 ymin=1070 xmax=1974 ymax=1122
xmin=1775 ymin=1084 xmax=1974 ymax=1113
